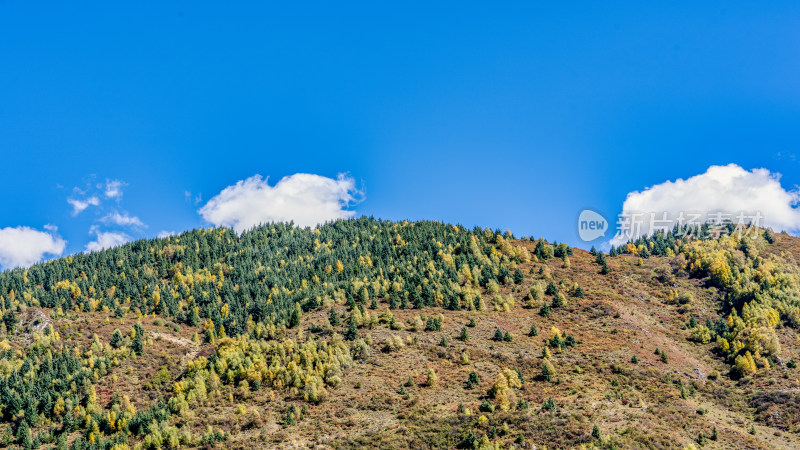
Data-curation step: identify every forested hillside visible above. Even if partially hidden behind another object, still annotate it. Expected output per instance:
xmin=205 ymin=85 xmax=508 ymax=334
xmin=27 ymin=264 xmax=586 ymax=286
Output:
xmin=1 ymin=218 xmax=800 ymax=449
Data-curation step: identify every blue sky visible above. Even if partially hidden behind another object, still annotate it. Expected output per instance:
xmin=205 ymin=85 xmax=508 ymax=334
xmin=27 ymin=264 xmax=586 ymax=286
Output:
xmin=1 ymin=1 xmax=800 ymax=268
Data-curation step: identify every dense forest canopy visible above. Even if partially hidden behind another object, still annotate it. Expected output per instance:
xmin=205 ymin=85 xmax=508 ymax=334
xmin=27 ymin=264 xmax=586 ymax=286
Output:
xmin=0 ymin=218 xmax=535 ymax=448
xmin=0 ymin=218 xmax=525 ymax=336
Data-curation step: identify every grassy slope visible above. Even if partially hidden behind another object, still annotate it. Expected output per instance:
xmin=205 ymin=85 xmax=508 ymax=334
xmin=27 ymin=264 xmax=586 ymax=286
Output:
xmin=9 ymin=234 xmax=800 ymax=449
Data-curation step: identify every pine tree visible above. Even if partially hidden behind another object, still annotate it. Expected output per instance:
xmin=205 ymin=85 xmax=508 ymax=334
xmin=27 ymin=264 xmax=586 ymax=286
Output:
xmin=110 ymin=329 xmax=123 ymax=349
xmin=541 ymin=359 xmax=555 ymax=381
xmin=344 ymin=315 xmax=359 ymax=341
xmin=288 ymin=307 xmax=300 ymax=328
xmin=328 ymin=307 xmax=341 ymax=327
xmin=492 ymin=328 xmax=504 ymax=341
xmin=132 ymin=323 xmax=145 ymax=356
xmin=551 ymin=293 xmax=564 ymax=308
xmin=513 ymin=269 xmax=524 ymax=284
xmin=539 ymin=304 xmax=551 ymax=317
xmin=3 ymin=310 xmax=19 ymax=333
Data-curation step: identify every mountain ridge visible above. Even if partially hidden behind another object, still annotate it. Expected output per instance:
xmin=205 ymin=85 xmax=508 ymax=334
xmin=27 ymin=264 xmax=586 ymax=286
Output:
xmin=0 ymin=218 xmax=798 ymax=449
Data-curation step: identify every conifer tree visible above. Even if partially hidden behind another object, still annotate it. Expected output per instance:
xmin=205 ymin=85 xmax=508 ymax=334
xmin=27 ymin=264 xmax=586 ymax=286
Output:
xmin=344 ymin=315 xmax=359 ymax=341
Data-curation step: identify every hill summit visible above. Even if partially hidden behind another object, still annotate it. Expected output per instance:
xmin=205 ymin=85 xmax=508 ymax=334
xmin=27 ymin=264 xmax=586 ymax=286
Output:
xmin=0 ymin=218 xmax=799 ymax=449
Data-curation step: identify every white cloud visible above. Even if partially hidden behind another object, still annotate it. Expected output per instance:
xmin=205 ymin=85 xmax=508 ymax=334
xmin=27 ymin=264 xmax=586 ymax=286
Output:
xmin=101 ymin=212 xmax=146 ymax=228
xmin=105 ymin=179 xmax=125 ymax=199
xmin=199 ymin=173 xmax=362 ymax=232
xmin=157 ymin=230 xmax=176 ymax=238
xmin=68 ymin=196 xmax=100 ymax=215
xmin=610 ymin=164 xmax=800 ymax=246
xmin=0 ymin=226 xmax=66 ymax=269
xmin=85 ymin=231 xmax=130 ymax=253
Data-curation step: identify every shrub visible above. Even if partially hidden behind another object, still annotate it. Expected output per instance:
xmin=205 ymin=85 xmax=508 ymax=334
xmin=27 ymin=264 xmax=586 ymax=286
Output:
xmin=458 ymin=327 xmax=470 ymax=341
xmin=425 ymin=368 xmax=438 ymax=387
xmin=690 ymin=326 xmax=712 ymax=344
xmin=467 ymin=371 xmax=480 ymax=388
xmin=734 ymin=351 xmax=757 ymax=376
xmin=382 ymin=335 xmax=405 ymax=352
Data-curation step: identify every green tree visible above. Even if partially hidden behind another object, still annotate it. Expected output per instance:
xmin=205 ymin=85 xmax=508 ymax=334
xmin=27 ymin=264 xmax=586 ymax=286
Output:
xmin=344 ymin=315 xmax=359 ymax=341
xmin=458 ymin=327 xmax=469 ymax=341
xmin=328 ymin=307 xmax=341 ymax=327
xmin=466 ymin=371 xmax=480 ymax=389
xmin=3 ymin=310 xmax=19 ymax=333
xmin=110 ymin=329 xmax=124 ymax=349
xmin=132 ymin=322 xmax=145 ymax=356
xmin=541 ymin=359 xmax=555 ymax=381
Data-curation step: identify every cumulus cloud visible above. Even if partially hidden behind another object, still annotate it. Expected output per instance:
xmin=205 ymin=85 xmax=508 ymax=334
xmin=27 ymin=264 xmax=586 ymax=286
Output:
xmin=104 ymin=179 xmax=125 ymax=199
xmin=101 ymin=212 xmax=146 ymax=228
xmin=68 ymin=196 xmax=100 ymax=215
xmin=85 ymin=230 xmax=130 ymax=253
xmin=198 ymin=173 xmax=363 ymax=232
xmin=0 ymin=226 xmax=66 ymax=269
xmin=610 ymin=164 xmax=800 ymax=246
xmin=157 ymin=230 xmax=176 ymax=238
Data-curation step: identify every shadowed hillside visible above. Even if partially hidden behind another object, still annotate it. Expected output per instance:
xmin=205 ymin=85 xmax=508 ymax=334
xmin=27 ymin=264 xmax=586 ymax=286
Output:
xmin=0 ymin=218 xmax=799 ymax=449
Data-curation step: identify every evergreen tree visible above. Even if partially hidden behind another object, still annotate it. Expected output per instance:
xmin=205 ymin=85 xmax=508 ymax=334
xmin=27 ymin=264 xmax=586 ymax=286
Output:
xmin=287 ymin=307 xmax=300 ymax=328
xmin=328 ymin=307 xmax=341 ymax=327
xmin=344 ymin=315 xmax=359 ymax=341
xmin=492 ymin=328 xmax=504 ymax=341
xmin=110 ymin=329 xmax=123 ymax=349
xmin=3 ymin=310 xmax=19 ymax=333
xmin=513 ymin=269 xmax=524 ymax=284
